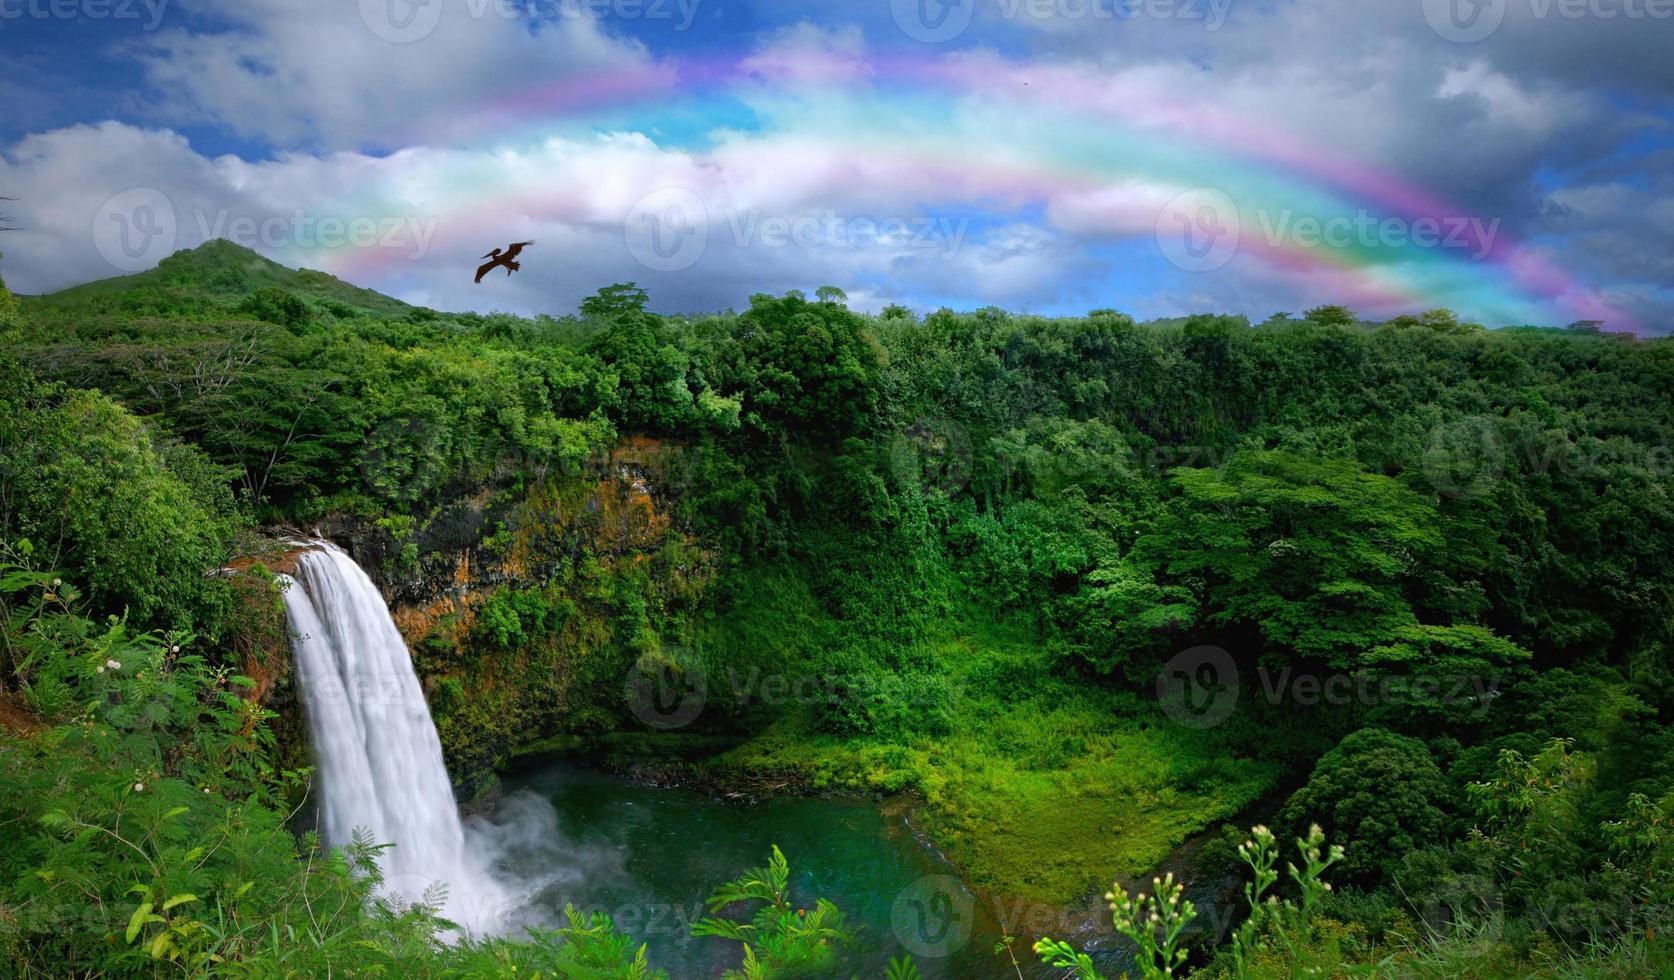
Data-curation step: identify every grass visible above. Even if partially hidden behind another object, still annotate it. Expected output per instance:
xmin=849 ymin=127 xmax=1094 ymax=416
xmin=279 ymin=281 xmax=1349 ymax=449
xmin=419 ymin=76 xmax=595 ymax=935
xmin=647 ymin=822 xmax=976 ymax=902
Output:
xmin=705 ymin=622 xmax=1279 ymax=905
xmin=460 ymin=554 xmax=1279 ymax=908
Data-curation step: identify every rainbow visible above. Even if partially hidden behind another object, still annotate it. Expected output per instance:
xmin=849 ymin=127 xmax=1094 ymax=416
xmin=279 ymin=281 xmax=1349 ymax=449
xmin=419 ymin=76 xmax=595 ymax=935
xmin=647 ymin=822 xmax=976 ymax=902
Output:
xmin=307 ymin=49 xmax=1631 ymax=330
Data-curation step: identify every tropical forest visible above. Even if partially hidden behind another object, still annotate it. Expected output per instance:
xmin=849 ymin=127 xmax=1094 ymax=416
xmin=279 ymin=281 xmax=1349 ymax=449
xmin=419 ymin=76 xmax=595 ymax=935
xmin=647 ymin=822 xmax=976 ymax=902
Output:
xmin=2 ymin=239 xmax=1671 ymax=977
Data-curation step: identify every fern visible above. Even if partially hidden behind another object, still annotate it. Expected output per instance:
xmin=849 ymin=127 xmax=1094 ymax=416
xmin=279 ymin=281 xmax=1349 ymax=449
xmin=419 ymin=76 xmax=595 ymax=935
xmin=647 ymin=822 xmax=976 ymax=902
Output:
xmin=691 ymin=845 xmax=852 ymax=979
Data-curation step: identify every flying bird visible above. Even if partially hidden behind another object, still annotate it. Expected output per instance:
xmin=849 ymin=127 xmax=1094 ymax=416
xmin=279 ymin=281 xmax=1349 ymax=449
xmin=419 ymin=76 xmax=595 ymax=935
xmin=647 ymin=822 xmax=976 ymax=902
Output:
xmin=475 ymin=240 xmax=534 ymax=283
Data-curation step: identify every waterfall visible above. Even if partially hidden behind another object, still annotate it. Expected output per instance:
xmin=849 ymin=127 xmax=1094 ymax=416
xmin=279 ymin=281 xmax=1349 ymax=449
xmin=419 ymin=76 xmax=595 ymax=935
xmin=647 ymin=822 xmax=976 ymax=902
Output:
xmin=278 ymin=541 xmax=504 ymax=934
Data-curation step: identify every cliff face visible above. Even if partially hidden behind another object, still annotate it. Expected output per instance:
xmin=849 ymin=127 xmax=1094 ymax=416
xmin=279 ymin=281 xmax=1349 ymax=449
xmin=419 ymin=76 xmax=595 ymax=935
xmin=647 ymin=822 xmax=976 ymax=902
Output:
xmin=273 ymin=437 xmax=711 ymax=798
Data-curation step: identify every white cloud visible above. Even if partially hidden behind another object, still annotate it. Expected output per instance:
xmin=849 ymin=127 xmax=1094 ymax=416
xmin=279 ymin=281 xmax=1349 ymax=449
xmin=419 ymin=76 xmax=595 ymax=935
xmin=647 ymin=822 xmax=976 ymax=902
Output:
xmin=1437 ymin=61 xmax=1589 ymax=137
xmin=739 ymin=22 xmax=872 ymax=86
xmin=1044 ymin=181 xmax=1183 ymax=237
xmin=125 ymin=0 xmax=655 ymax=149
xmin=0 ymin=120 xmax=1081 ymax=317
xmin=2 ymin=122 xmax=242 ymax=291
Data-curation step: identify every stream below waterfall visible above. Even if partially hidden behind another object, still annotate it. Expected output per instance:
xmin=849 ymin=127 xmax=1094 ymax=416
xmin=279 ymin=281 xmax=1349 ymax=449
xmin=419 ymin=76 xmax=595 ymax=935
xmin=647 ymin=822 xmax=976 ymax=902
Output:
xmin=473 ymin=764 xmax=1134 ymax=979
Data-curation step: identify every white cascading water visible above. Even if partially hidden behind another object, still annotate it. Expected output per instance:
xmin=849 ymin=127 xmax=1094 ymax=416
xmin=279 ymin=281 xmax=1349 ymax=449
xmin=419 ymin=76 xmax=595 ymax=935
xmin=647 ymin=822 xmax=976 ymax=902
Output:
xmin=278 ymin=541 xmax=505 ymax=934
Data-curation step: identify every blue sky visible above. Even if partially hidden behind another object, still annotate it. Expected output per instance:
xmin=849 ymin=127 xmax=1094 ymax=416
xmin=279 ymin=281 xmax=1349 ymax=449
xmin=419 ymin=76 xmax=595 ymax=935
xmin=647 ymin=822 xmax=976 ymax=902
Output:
xmin=3 ymin=0 xmax=1671 ymax=330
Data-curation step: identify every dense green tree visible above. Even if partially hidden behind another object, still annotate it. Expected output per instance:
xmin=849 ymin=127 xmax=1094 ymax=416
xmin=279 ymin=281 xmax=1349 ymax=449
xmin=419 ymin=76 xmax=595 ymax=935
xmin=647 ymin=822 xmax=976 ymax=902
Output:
xmin=237 ymin=286 xmax=311 ymax=328
xmin=0 ymin=362 xmax=237 ymax=626
xmin=580 ymin=282 xmax=651 ymax=319
xmin=1302 ymin=304 xmax=1357 ymax=327
xmin=1136 ymin=451 xmax=1445 ymax=667
xmin=1280 ymin=727 xmax=1451 ymax=884
xmin=724 ymin=291 xmax=884 ymax=440
xmin=583 ymin=306 xmax=697 ymax=432
xmin=0 ymin=267 xmax=18 ymax=327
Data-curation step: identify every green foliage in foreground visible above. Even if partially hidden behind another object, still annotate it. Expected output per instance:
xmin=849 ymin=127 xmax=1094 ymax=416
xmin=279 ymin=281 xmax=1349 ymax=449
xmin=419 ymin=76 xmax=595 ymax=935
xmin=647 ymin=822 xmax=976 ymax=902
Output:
xmin=1034 ymin=825 xmax=1348 ymax=979
xmin=0 ymin=558 xmax=845 ymax=978
xmin=1040 ymin=818 xmax=1674 ymax=979
xmin=692 ymin=844 xmax=853 ymax=979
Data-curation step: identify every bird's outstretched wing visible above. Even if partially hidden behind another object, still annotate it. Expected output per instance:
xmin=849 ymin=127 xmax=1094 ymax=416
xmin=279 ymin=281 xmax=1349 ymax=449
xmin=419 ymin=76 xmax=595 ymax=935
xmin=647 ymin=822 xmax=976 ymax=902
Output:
xmin=475 ymin=241 xmax=533 ymax=281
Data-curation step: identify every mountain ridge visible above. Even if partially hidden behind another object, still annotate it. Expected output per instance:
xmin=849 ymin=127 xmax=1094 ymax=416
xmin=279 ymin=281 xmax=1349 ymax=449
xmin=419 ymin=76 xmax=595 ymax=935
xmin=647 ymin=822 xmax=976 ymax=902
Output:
xmin=21 ymin=239 xmax=419 ymax=319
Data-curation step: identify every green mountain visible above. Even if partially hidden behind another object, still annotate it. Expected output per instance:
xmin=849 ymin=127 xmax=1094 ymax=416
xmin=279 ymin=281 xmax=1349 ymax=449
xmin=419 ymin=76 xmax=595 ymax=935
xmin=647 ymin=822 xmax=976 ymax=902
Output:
xmin=21 ymin=239 xmax=416 ymax=320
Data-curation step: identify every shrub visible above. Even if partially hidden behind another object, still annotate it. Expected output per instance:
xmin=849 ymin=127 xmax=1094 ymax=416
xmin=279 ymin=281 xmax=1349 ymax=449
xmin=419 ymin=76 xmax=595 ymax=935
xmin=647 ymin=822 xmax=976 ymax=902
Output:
xmin=1279 ymin=727 xmax=1450 ymax=885
xmin=236 ymin=286 xmax=310 ymax=327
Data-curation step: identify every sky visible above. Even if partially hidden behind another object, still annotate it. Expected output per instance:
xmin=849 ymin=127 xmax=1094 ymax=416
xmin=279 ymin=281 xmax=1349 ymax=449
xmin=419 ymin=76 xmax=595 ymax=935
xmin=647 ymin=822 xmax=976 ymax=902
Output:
xmin=2 ymin=0 xmax=1671 ymax=330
